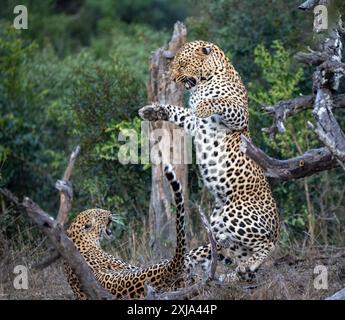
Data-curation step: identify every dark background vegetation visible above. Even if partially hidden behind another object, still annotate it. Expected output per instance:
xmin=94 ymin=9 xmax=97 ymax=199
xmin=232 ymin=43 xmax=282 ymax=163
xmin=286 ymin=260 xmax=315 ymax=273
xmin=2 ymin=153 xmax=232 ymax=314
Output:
xmin=0 ymin=1 xmax=344 ymax=298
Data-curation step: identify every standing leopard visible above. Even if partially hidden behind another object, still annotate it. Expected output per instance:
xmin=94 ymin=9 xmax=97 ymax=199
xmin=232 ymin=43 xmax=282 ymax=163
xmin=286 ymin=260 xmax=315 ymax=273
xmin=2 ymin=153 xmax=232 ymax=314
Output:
xmin=65 ymin=164 xmax=229 ymax=299
xmin=139 ymin=40 xmax=280 ymax=281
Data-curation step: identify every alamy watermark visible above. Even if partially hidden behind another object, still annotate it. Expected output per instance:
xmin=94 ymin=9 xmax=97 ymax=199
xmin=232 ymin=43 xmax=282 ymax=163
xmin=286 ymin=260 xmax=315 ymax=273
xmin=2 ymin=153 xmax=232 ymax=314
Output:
xmin=13 ymin=5 xmax=28 ymax=29
xmin=313 ymin=264 xmax=328 ymax=290
xmin=13 ymin=265 xmax=28 ymax=290
xmin=111 ymin=121 xmax=228 ymax=165
xmin=0 ymin=265 xmax=28 ymax=297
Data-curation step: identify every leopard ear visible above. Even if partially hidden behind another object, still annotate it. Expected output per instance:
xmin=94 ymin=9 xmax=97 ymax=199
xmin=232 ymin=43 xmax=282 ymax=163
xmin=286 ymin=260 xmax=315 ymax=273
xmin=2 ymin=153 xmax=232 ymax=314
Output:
xmin=202 ymin=47 xmax=212 ymax=55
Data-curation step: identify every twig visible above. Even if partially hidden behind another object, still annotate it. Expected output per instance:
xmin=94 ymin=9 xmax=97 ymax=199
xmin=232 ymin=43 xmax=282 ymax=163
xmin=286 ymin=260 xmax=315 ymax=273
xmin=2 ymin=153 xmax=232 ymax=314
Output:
xmin=56 ymin=145 xmax=80 ymax=225
xmin=145 ymin=279 xmax=205 ymax=300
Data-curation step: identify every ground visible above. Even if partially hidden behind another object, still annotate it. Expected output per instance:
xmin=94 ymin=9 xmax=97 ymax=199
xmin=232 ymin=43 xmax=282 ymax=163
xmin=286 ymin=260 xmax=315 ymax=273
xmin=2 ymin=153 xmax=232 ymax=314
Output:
xmin=1 ymin=236 xmax=344 ymax=300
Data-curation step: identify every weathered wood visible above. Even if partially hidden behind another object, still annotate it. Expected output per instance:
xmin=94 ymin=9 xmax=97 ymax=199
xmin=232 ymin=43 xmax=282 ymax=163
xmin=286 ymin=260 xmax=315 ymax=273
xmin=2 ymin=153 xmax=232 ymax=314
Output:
xmin=262 ymin=93 xmax=345 ymax=135
xmin=262 ymin=3 xmax=345 ymax=170
xmin=56 ymin=145 xmax=80 ymax=225
xmin=294 ymin=50 xmax=328 ymax=66
xmin=147 ymin=22 xmax=188 ymax=258
xmin=309 ymin=20 xmax=345 ymax=166
xmin=31 ymin=146 xmax=81 ymax=269
xmin=240 ymin=135 xmax=339 ymax=180
xmin=298 ymin=0 xmax=323 ymax=10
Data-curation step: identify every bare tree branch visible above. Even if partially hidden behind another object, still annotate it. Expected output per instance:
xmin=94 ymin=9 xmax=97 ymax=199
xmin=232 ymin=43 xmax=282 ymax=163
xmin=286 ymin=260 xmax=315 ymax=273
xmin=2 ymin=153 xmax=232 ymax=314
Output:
xmin=294 ymin=50 xmax=328 ymax=65
xmin=240 ymin=135 xmax=339 ymax=180
xmin=262 ymin=95 xmax=315 ymax=136
xmin=307 ymin=24 xmax=345 ymax=166
xmin=0 ymin=146 xmax=112 ymax=299
xmin=56 ymin=145 xmax=80 ymax=225
xmin=308 ymin=91 xmax=345 ymax=166
xmin=262 ymin=94 xmax=345 ymax=136
xmin=298 ymin=0 xmax=323 ymax=11
xmin=30 ymin=146 xmax=81 ymax=269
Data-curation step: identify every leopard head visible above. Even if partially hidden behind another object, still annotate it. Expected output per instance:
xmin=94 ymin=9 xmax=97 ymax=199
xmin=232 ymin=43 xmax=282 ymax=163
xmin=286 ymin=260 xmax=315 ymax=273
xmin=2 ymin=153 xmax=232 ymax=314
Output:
xmin=170 ymin=40 xmax=232 ymax=90
xmin=67 ymin=209 xmax=113 ymax=247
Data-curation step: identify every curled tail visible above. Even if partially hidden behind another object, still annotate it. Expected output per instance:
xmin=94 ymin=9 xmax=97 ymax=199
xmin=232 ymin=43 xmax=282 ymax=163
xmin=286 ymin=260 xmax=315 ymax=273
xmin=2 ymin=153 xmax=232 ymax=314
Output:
xmin=164 ymin=164 xmax=186 ymax=273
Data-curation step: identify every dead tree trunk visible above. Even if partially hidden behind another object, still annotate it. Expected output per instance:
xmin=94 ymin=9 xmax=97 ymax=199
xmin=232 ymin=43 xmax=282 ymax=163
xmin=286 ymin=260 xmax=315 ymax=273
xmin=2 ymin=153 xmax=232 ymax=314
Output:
xmin=147 ymin=22 xmax=188 ymax=258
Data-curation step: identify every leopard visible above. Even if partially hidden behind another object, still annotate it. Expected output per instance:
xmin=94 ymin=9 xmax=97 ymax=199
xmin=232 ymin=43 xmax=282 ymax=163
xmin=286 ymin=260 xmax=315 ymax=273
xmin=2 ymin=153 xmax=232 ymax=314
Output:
xmin=139 ymin=40 xmax=280 ymax=282
xmin=65 ymin=164 xmax=230 ymax=299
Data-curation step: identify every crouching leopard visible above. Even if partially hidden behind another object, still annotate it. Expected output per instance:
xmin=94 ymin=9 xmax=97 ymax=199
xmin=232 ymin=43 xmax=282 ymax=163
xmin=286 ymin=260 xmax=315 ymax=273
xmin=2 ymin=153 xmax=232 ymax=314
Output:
xmin=139 ymin=40 xmax=280 ymax=281
xmin=65 ymin=165 xmax=230 ymax=299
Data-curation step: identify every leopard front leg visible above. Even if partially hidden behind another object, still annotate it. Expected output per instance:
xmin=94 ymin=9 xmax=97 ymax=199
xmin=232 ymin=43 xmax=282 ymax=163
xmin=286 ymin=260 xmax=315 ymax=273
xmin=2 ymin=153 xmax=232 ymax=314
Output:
xmin=139 ymin=104 xmax=197 ymax=135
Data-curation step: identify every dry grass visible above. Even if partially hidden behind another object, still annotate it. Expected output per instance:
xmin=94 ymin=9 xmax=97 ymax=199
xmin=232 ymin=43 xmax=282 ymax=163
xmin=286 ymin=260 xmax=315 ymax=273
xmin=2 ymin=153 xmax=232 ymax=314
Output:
xmin=1 ymin=229 xmax=345 ymax=300
xmin=196 ymin=247 xmax=345 ymax=300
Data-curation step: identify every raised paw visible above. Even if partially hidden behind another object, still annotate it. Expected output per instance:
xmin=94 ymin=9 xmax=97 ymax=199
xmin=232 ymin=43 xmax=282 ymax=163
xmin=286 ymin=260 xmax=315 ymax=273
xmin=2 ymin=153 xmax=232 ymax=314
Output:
xmin=138 ymin=104 xmax=168 ymax=121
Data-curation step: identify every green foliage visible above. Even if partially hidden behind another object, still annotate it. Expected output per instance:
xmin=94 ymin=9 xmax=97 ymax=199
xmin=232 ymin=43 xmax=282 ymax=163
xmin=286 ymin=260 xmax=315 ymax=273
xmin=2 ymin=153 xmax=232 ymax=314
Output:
xmin=248 ymin=40 xmax=313 ymax=157
xmin=94 ymin=117 xmax=141 ymax=162
xmin=66 ymin=51 xmax=150 ymax=223
xmin=187 ymin=0 xmax=313 ymax=84
xmin=250 ymin=41 xmax=303 ymax=106
xmin=0 ymin=0 xmax=344 ymax=247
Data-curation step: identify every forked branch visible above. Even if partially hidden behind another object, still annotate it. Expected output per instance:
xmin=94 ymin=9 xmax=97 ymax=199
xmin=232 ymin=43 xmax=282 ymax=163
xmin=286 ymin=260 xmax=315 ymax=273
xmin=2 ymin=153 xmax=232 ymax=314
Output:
xmin=240 ymin=135 xmax=339 ymax=180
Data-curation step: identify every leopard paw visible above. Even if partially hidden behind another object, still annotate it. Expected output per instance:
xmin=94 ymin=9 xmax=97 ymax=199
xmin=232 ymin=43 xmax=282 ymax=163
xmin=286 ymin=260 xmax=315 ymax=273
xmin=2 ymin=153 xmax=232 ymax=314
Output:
xmin=138 ymin=104 xmax=168 ymax=121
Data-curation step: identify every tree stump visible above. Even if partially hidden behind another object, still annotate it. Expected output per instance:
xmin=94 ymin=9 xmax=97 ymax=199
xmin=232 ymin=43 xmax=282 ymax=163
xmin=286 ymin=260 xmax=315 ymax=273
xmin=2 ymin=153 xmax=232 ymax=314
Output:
xmin=147 ymin=22 xmax=188 ymax=258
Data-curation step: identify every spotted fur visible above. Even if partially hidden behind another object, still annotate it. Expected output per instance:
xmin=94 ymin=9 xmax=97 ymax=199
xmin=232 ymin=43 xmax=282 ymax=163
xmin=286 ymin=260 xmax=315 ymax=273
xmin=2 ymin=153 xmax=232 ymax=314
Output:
xmin=139 ymin=40 xmax=280 ymax=281
xmin=65 ymin=165 xmax=229 ymax=299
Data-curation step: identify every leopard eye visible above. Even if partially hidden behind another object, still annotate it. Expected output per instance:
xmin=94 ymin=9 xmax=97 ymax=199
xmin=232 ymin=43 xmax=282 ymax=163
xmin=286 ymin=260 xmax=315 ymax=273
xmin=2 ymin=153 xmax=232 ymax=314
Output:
xmin=202 ymin=47 xmax=212 ymax=55
xmin=84 ymin=223 xmax=92 ymax=230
